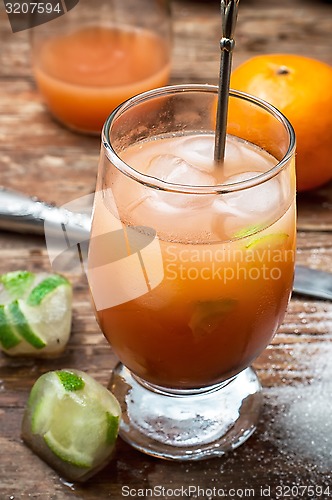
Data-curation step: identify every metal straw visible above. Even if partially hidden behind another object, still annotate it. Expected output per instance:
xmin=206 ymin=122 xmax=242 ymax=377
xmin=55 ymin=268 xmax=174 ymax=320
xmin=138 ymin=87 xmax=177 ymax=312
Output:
xmin=214 ymin=0 xmax=240 ymax=163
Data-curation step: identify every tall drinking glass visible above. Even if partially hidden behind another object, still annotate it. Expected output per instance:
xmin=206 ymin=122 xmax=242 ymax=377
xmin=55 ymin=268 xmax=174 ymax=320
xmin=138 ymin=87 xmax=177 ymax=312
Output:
xmin=87 ymin=85 xmax=296 ymax=460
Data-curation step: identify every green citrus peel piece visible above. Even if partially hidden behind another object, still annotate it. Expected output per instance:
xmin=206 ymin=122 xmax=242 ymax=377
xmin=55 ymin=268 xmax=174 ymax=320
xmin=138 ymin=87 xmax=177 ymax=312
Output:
xmin=246 ymin=232 xmax=289 ymax=249
xmin=189 ymin=298 xmax=236 ymax=337
xmin=106 ymin=412 xmax=120 ymax=445
xmin=233 ymin=223 xmax=265 ymax=239
xmin=7 ymin=300 xmax=46 ymax=349
xmin=44 ymin=431 xmax=92 ymax=468
xmin=0 ymin=304 xmax=21 ymax=349
xmin=0 ymin=270 xmax=34 ymax=300
xmin=27 ymin=275 xmax=70 ymax=306
xmin=56 ymin=371 xmax=85 ymax=392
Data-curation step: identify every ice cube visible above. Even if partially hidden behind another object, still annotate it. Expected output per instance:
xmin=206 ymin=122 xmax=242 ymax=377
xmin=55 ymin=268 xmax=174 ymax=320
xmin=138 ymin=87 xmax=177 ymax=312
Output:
xmin=120 ymin=155 xmax=216 ymax=239
xmin=147 ymin=154 xmax=214 ymax=186
xmin=224 ymin=172 xmax=282 ymax=227
xmin=211 ymin=198 xmax=246 ymax=240
xmin=224 ymin=172 xmax=281 ymax=215
xmin=222 ymin=140 xmax=247 ymax=177
xmin=174 ymin=136 xmax=215 ymax=172
xmin=146 ymin=154 xmax=215 ymax=208
xmin=212 ymin=172 xmax=282 ymax=240
xmin=225 ymin=171 xmax=262 ymax=185
xmin=222 ymin=139 xmax=278 ymax=182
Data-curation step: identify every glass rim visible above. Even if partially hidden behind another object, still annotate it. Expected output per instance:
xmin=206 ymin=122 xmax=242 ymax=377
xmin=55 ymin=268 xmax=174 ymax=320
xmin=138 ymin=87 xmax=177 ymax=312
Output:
xmin=102 ymin=84 xmax=296 ymax=194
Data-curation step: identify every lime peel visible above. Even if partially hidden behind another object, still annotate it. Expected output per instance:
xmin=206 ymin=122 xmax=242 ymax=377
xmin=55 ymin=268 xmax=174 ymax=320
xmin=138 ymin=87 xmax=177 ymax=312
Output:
xmin=0 ymin=304 xmax=21 ymax=349
xmin=106 ymin=412 xmax=120 ymax=445
xmin=189 ymin=298 xmax=237 ymax=337
xmin=8 ymin=300 xmax=46 ymax=349
xmin=44 ymin=431 xmax=92 ymax=468
xmin=0 ymin=270 xmax=34 ymax=300
xmin=27 ymin=275 xmax=70 ymax=306
xmin=246 ymin=232 xmax=289 ymax=249
xmin=56 ymin=371 xmax=85 ymax=392
xmin=234 ymin=223 xmax=266 ymax=239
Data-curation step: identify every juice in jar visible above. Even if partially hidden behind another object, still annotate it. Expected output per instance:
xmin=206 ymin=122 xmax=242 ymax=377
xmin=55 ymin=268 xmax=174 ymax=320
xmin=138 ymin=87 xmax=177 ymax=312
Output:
xmin=32 ymin=26 xmax=170 ymax=133
xmin=88 ymin=133 xmax=296 ymax=389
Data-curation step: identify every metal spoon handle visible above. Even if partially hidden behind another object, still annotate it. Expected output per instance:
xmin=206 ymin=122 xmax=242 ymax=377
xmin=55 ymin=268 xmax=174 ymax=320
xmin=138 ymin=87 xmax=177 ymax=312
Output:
xmin=214 ymin=0 xmax=239 ymax=162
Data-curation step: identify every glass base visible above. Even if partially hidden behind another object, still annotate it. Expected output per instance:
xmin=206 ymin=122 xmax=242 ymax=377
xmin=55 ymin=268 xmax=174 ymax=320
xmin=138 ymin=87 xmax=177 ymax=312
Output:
xmin=109 ymin=364 xmax=262 ymax=461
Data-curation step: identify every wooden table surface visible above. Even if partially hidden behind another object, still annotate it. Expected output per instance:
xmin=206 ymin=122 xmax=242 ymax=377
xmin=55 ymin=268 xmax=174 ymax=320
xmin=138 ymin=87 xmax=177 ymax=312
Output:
xmin=1 ymin=0 xmax=332 ymax=498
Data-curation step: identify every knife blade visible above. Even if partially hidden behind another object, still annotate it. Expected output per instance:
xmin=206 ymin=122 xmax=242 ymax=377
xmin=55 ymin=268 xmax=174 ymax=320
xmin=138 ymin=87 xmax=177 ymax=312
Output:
xmin=293 ymin=265 xmax=332 ymax=301
xmin=0 ymin=187 xmax=331 ymax=301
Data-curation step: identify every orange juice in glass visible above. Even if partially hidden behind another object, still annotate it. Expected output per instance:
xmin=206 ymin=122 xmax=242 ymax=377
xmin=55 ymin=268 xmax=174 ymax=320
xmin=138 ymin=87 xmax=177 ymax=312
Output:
xmin=30 ymin=0 xmax=171 ymax=134
xmin=87 ymin=85 xmax=296 ymax=460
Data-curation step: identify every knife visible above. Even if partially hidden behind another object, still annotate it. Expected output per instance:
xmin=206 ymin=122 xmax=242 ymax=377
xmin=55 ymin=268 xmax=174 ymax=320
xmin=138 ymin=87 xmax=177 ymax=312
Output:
xmin=0 ymin=187 xmax=331 ymax=301
xmin=293 ymin=265 xmax=332 ymax=301
xmin=0 ymin=186 xmax=91 ymax=239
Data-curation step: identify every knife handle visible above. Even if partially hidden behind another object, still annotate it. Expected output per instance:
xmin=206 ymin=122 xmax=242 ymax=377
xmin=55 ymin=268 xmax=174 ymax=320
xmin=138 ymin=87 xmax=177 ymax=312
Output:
xmin=0 ymin=187 xmax=91 ymax=239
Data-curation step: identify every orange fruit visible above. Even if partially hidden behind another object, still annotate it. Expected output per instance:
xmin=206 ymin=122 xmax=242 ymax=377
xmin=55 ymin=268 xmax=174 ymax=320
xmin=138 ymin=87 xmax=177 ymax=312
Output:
xmin=230 ymin=54 xmax=332 ymax=191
